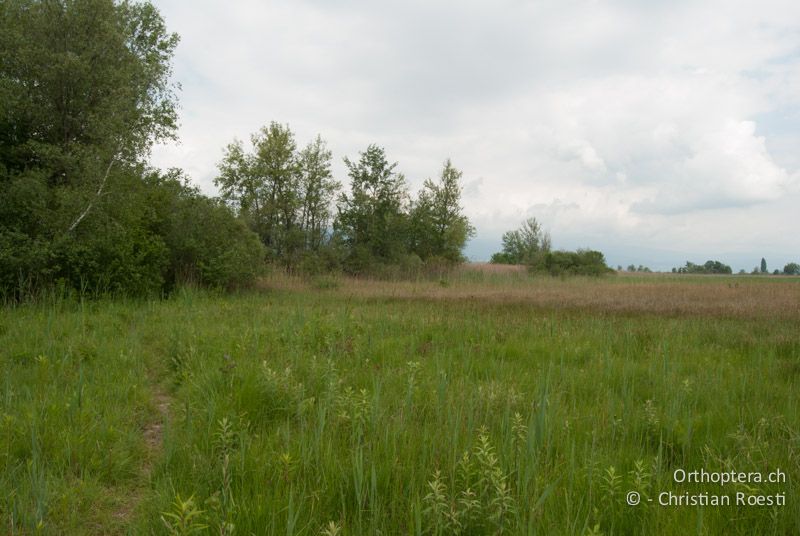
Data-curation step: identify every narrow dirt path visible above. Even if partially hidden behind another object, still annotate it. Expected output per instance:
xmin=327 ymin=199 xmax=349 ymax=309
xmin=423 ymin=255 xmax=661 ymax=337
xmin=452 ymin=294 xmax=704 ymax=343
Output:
xmin=110 ymin=379 xmax=172 ymax=530
xmin=141 ymin=387 xmax=171 ymax=478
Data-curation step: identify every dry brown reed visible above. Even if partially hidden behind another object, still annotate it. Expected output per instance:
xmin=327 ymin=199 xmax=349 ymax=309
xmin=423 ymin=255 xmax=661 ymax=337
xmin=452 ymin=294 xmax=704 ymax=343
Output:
xmin=260 ymin=268 xmax=800 ymax=319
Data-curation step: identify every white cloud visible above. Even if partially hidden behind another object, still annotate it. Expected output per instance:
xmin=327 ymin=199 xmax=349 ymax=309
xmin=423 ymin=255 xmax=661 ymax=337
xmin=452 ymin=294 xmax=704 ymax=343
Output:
xmin=150 ymin=0 xmax=800 ymax=266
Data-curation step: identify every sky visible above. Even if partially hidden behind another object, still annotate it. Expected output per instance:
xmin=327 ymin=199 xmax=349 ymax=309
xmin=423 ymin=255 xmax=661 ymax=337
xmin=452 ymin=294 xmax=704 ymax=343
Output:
xmin=149 ymin=0 xmax=800 ymax=272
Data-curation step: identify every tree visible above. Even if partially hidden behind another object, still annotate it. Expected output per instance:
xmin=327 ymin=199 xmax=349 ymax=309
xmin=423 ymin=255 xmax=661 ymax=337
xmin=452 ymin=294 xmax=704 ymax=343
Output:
xmin=215 ymin=122 xmax=300 ymax=263
xmin=335 ymin=145 xmax=409 ymax=272
xmin=297 ymin=136 xmax=339 ymax=253
xmin=1 ymin=0 xmax=178 ymax=214
xmin=490 ymin=218 xmax=551 ymax=265
xmin=216 ymin=125 xmax=345 ymax=271
xmin=408 ymin=159 xmax=475 ymax=263
xmin=255 ymin=123 xmax=301 ymax=262
xmin=784 ymin=262 xmax=800 ymax=275
xmin=761 ymin=257 xmax=767 ymax=273
xmin=1 ymin=0 xmax=181 ymax=297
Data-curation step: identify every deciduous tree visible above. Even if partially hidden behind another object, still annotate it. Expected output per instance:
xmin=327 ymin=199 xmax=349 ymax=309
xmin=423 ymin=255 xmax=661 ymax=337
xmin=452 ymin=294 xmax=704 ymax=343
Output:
xmin=216 ymin=122 xmax=300 ymax=263
xmin=336 ymin=145 xmax=409 ymax=272
xmin=490 ymin=218 xmax=551 ymax=265
xmin=1 ymin=0 xmax=184 ymax=297
xmin=297 ymin=136 xmax=339 ymax=253
xmin=408 ymin=159 xmax=474 ymax=263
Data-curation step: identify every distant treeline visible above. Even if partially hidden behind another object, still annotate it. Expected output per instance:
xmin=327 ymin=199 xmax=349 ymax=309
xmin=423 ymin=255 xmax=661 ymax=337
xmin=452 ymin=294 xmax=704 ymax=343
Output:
xmin=671 ymin=260 xmax=800 ymax=275
xmin=673 ymin=260 xmax=733 ymax=274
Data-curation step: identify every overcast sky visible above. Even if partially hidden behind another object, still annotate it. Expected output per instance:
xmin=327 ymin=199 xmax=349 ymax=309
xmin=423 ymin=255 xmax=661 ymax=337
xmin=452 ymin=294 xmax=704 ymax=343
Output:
xmin=149 ymin=0 xmax=800 ymax=271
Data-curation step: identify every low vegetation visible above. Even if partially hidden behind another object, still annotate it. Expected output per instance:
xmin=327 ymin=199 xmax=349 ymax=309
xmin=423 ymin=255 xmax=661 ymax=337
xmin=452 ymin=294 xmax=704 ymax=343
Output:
xmin=1 ymin=272 xmax=798 ymax=534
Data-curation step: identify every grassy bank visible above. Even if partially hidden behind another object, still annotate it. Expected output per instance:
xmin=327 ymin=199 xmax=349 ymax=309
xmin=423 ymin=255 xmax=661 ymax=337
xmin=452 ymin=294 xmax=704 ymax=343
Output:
xmin=1 ymin=274 xmax=799 ymax=534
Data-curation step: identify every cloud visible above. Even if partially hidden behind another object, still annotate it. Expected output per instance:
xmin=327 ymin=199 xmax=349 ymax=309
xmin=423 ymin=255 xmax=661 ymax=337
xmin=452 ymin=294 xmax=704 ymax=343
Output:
xmin=150 ymin=0 xmax=800 ymax=265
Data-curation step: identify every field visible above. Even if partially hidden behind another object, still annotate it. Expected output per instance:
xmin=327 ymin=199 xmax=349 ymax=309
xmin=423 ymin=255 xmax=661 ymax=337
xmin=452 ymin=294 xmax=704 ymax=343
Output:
xmin=1 ymin=271 xmax=799 ymax=534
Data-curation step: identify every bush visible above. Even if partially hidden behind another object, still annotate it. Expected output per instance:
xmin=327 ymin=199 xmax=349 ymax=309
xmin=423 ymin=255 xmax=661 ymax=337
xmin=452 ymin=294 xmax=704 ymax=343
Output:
xmin=150 ymin=173 xmax=265 ymax=291
xmin=489 ymin=252 xmax=516 ymax=264
xmin=0 ymin=169 xmax=266 ymax=299
xmin=535 ymin=249 xmax=612 ymax=277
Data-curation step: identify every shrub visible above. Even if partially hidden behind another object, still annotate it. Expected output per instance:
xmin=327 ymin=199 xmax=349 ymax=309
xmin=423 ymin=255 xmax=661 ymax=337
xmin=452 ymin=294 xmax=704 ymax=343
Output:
xmin=535 ymin=249 xmax=612 ymax=276
xmin=152 ymin=174 xmax=265 ymax=291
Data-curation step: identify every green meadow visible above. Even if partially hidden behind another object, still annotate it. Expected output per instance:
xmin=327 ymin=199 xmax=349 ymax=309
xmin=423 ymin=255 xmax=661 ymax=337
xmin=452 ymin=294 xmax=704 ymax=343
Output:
xmin=1 ymin=273 xmax=798 ymax=535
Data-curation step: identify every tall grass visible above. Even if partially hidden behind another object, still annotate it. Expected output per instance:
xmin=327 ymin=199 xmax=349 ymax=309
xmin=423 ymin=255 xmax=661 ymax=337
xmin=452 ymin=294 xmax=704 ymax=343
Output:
xmin=1 ymin=276 xmax=798 ymax=534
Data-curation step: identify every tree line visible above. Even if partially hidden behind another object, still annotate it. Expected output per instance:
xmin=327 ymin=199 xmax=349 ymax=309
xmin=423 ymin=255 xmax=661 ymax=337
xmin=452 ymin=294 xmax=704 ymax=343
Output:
xmin=215 ymin=124 xmax=474 ymax=276
xmin=747 ymin=258 xmax=799 ymax=276
xmin=0 ymin=0 xmax=474 ymax=299
xmin=671 ymin=259 xmax=800 ymax=275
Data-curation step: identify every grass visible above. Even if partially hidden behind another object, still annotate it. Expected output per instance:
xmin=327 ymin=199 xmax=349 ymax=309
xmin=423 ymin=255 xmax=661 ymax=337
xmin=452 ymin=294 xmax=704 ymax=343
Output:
xmin=1 ymin=273 xmax=799 ymax=534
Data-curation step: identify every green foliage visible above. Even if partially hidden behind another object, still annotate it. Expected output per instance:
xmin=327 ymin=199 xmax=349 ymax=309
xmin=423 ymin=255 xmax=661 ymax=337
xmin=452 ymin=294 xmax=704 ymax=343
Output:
xmin=298 ymin=136 xmax=340 ymax=253
xmin=490 ymin=217 xmax=551 ymax=265
xmin=0 ymin=164 xmax=177 ymax=298
xmin=783 ymin=262 xmax=800 ymax=276
xmin=216 ymin=122 xmax=299 ymax=262
xmin=0 ymin=164 xmax=264 ymax=298
xmin=335 ymin=145 xmax=410 ymax=272
xmin=0 ymin=1 xmax=263 ymax=298
xmin=675 ymin=260 xmax=732 ymax=274
xmin=215 ymin=133 xmax=475 ymax=277
xmin=761 ymin=257 xmax=768 ymax=274
xmin=490 ymin=220 xmax=611 ymax=278
xmin=423 ymin=428 xmax=516 ymax=534
xmin=537 ymin=249 xmax=612 ymax=276
xmin=489 ymin=251 xmax=517 ymax=264
xmin=160 ymin=495 xmax=208 ymax=535
xmin=216 ymin=124 xmax=339 ymax=270
xmin=149 ymin=171 xmax=265 ymax=290
xmin=408 ymin=159 xmax=475 ymax=264
xmin=0 ymin=0 xmax=179 ymax=165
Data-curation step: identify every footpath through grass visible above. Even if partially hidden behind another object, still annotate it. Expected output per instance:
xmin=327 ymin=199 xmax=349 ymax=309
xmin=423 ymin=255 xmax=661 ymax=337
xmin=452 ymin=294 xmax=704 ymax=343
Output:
xmin=1 ymin=275 xmax=799 ymax=534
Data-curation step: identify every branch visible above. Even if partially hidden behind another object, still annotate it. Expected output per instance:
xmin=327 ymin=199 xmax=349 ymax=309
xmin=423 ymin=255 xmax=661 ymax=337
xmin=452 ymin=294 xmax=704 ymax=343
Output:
xmin=67 ymin=151 xmax=119 ymax=233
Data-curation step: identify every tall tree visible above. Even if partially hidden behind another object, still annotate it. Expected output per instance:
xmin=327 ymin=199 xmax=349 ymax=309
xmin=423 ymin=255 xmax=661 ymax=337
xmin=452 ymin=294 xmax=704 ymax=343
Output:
xmin=409 ymin=159 xmax=474 ymax=262
xmin=297 ymin=136 xmax=339 ymax=252
xmin=216 ymin=122 xmax=299 ymax=262
xmin=760 ymin=257 xmax=767 ymax=274
xmin=216 ymin=124 xmax=343 ymax=269
xmin=255 ymin=123 xmax=299 ymax=261
xmin=0 ymin=0 xmax=178 ymax=213
xmin=336 ymin=145 xmax=409 ymax=271
xmin=1 ymin=0 xmax=181 ymax=296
